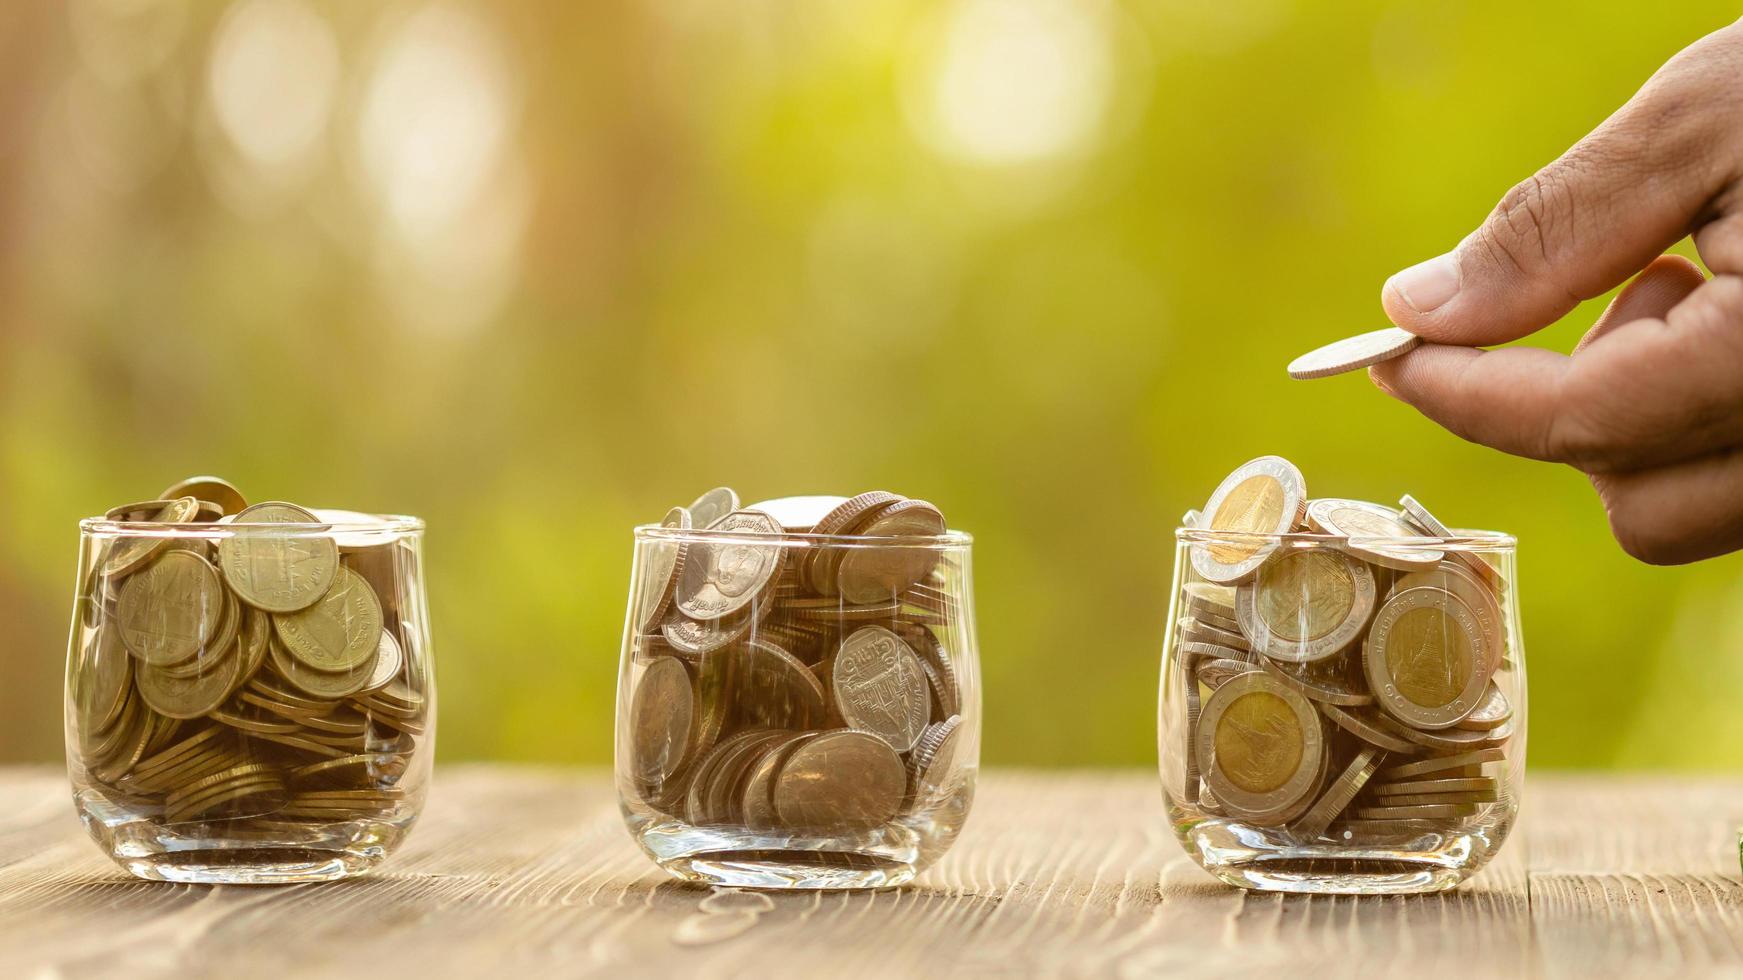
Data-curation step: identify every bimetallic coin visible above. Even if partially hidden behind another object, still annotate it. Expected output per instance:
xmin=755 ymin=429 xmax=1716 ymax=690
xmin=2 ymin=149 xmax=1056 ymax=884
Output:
xmin=1399 ymin=495 xmax=1507 ymax=591
xmin=1351 ymin=802 xmax=1481 ymax=821
xmin=1287 ymin=326 xmax=1421 ymax=380
xmin=1374 ymin=790 xmax=1499 ymax=806
xmin=1179 ymin=617 xmax=1252 ymax=653
xmin=771 ymin=730 xmax=906 ymax=833
xmin=1195 ymin=658 xmax=1259 ymax=690
xmin=274 ymin=566 xmax=384 ymax=672
xmin=675 ymin=511 xmax=784 ymax=620
xmin=1365 ymin=587 xmax=1491 ymax=730
xmin=1289 ymin=746 xmax=1383 ymax=841
xmin=1371 ymin=776 xmax=1500 ymax=798
xmin=1260 ymin=653 xmax=1374 ymax=707
xmin=637 ymin=506 xmax=691 ymax=634
xmin=1195 ymin=672 xmax=1325 ymax=825
xmin=1183 ymin=582 xmax=1237 ymax=619
xmin=1191 ymin=457 xmax=1307 ymax=584
xmin=1236 ymin=547 xmax=1375 ymax=663
xmin=1391 ymin=559 xmax=1505 ymax=675
xmin=1306 ymin=498 xmax=1442 ymax=571
xmin=218 ymin=502 xmax=339 ymax=613
xmin=1318 ymin=703 xmax=1422 ymax=755
xmin=1455 ymin=682 xmax=1512 ymax=731
xmin=687 ymin=487 xmax=741 ymax=530
xmin=832 ymin=626 xmax=931 ymax=753
xmin=158 ymin=476 xmax=248 ymax=517
xmin=115 ymin=550 xmax=225 ymax=667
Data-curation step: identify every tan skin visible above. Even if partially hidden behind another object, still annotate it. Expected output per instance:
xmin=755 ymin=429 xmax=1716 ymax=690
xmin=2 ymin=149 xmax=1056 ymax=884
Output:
xmin=1369 ymin=21 xmax=1743 ymax=566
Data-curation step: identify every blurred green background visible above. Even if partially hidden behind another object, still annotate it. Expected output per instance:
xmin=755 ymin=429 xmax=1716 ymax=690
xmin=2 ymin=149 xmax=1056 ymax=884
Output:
xmin=1 ymin=0 xmax=1739 ymax=770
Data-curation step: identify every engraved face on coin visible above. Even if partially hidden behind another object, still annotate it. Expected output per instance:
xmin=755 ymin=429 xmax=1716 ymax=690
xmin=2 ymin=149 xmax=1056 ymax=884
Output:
xmin=1236 ymin=548 xmax=1375 ymax=662
xmin=1196 ymin=672 xmax=1324 ymax=825
xmin=218 ymin=502 xmax=339 ymax=614
xmin=1365 ymin=587 xmax=1491 ymax=730
xmin=274 ymin=566 xmax=384 ymax=672
xmin=1191 ymin=457 xmax=1306 ymax=584
xmin=675 ymin=511 xmax=783 ymax=620
xmin=1305 ymin=498 xmax=1442 ymax=571
xmin=832 ymin=626 xmax=931 ymax=753
xmin=115 ymin=550 xmax=225 ymax=667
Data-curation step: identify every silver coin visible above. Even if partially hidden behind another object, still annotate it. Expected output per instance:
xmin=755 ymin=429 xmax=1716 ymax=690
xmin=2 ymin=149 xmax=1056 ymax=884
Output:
xmin=688 ymin=487 xmax=741 ymax=530
xmin=832 ymin=626 xmax=931 ymax=753
xmin=1305 ymin=498 xmax=1442 ymax=571
xmin=1287 ymin=326 xmax=1421 ymax=380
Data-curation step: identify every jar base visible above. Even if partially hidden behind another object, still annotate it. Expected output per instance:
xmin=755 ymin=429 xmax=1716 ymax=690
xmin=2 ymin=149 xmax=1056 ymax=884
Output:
xmin=660 ymin=851 xmax=918 ymax=890
xmin=1181 ymin=812 xmax=1513 ymax=895
xmin=120 ymin=850 xmax=385 ymax=884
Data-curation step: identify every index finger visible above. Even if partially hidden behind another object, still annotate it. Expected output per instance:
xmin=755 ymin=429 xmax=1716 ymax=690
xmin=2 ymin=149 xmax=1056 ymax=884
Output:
xmin=1368 ymin=344 xmax=1574 ymax=462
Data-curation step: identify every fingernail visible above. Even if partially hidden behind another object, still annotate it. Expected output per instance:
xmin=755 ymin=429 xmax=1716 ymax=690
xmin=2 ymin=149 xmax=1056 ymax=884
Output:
xmin=1388 ymin=252 xmax=1461 ymax=314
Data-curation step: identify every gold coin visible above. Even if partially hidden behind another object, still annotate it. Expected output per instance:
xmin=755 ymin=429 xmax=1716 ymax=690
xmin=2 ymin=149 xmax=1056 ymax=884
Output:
xmin=73 ymin=626 xmax=132 ymax=736
xmin=136 ymin=645 xmax=244 ymax=719
xmin=218 ymin=502 xmax=338 ymax=613
xmin=268 ymin=629 xmax=379 ymax=700
xmin=1236 ymin=547 xmax=1375 ymax=663
xmin=1191 ymin=457 xmax=1306 ymax=584
xmin=103 ymin=497 xmax=199 ymax=579
xmin=1196 ymin=672 xmax=1325 ymax=824
xmin=158 ymin=476 xmax=248 ymax=517
xmin=274 ymin=566 xmax=384 ymax=672
xmin=1364 ymin=587 xmax=1491 ymax=730
xmin=115 ymin=550 xmax=225 ymax=667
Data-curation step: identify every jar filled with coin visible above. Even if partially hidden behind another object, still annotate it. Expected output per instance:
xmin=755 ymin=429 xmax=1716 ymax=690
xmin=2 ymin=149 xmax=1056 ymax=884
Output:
xmin=66 ymin=477 xmax=434 ymax=883
xmin=1159 ymin=457 xmax=1526 ymax=894
xmin=615 ymin=489 xmax=978 ymax=889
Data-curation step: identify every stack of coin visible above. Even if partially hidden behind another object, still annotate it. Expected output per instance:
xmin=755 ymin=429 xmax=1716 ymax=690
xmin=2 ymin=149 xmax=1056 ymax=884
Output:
xmin=72 ymin=476 xmax=427 ymax=831
xmin=627 ymin=488 xmax=968 ymax=838
xmin=1176 ymin=458 xmax=1516 ymax=842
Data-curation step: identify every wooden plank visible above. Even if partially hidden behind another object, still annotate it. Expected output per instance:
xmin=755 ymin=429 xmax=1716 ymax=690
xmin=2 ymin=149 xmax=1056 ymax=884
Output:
xmin=0 ymin=768 xmax=1735 ymax=978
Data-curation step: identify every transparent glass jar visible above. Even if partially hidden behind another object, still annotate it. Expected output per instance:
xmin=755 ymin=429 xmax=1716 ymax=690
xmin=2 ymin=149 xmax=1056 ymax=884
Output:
xmin=1159 ymin=525 xmax=1525 ymax=894
xmin=66 ymin=510 xmax=435 ymax=883
xmin=615 ymin=522 xmax=979 ymax=889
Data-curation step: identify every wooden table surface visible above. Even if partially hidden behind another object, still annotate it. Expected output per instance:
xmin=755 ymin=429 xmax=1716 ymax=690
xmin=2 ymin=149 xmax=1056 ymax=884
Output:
xmin=0 ymin=766 xmax=1739 ymax=979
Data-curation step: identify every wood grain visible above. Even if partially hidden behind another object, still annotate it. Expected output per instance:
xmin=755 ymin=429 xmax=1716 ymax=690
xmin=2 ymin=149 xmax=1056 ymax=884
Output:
xmin=0 ymin=768 xmax=1736 ymax=979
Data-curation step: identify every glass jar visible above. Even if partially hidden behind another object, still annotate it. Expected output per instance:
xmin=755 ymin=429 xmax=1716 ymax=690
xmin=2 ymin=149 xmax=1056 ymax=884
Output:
xmin=66 ymin=508 xmax=435 ymax=883
xmin=1158 ymin=523 xmax=1525 ymax=894
xmin=615 ymin=517 xmax=979 ymax=889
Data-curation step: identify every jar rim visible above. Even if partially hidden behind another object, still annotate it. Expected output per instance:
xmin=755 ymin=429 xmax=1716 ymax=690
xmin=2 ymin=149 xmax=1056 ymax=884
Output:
xmin=80 ymin=513 xmax=425 ymax=536
xmin=634 ymin=524 xmax=973 ymax=549
xmin=1176 ymin=526 xmax=1514 ymax=551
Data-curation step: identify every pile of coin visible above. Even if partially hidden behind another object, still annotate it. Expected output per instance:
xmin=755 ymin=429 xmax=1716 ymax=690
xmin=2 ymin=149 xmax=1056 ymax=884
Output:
xmin=627 ymin=488 xmax=967 ymax=838
xmin=1177 ymin=457 xmax=1515 ymax=842
xmin=71 ymin=476 xmax=427 ymax=830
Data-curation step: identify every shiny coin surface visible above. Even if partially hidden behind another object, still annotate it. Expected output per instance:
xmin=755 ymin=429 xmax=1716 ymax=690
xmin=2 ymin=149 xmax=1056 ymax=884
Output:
xmin=1260 ymin=653 xmax=1374 ymax=707
xmin=834 ymin=499 xmax=946 ymax=604
xmin=1195 ymin=658 xmax=1258 ymax=690
xmin=636 ymin=507 xmax=691 ymax=633
xmin=906 ymin=715 xmax=964 ymax=811
xmin=1287 ymin=326 xmax=1421 ymax=380
xmin=1399 ymin=495 xmax=1506 ymax=590
xmin=1306 ymin=498 xmax=1442 ymax=571
xmin=115 ymin=550 xmax=225 ymax=667
xmin=728 ymin=640 xmax=827 ymax=731
xmin=1236 ymin=547 xmax=1375 ymax=663
xmin=1371 ymin=776 xmax=1500 ymax=797
xmin=1288 ymin=746 xmax=1382 ymax=841
xmin=1454 ymin=682 xmax=1512 ymax=731
xmin=1391 ymin=560 xmax=1505 ymax=675
xmin=630 ymin=657 xmax=697 ymax=788
xmin=1374 ymin=748 xmax=1504 ymax=782
xmin=1196 ymin=672 xmax=1325 ymax=825
xmin=274 ymin=566 xmax=384 ymax=672
xmin=688 ymin=487 xmax=740 ymax=530
xmin=771 ymin=730 xmax=906 ymax=833
xmin=1191 ymin=456 xmax=1306 ymax=584
xmin=159 ymin=476 xmax=248 ymax=517
xmin=675 ymin=510 xmax=784 ymax=620
xmin=832 ymin=626 xmax=931 ymax=753
xmin=1351 ymin=802 xmax=1481 ymax=820
xmin=1318 ymin=703 xmax=1422 ymax=754
xmin=219 ymin=502 xmax=339 ymax=613
xmin=103 ymin=497 xmax=200 ymax=579
xmin=1365 ymin=587 xmax=1491 ymax=730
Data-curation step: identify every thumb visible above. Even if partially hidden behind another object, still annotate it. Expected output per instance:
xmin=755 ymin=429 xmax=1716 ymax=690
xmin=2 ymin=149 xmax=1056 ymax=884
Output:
xmin=1381 ymin=24 xmax=1743 ymax=347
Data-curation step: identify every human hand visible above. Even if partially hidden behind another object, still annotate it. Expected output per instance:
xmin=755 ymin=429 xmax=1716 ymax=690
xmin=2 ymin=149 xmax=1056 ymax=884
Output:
xmin=1369 ymin=21 xmax=1743 ymax=565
